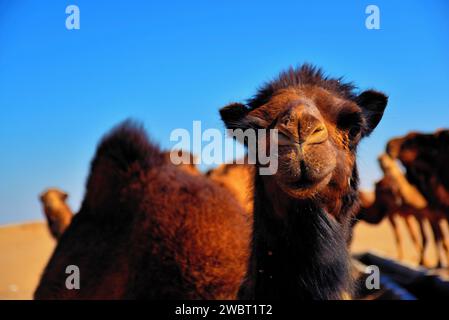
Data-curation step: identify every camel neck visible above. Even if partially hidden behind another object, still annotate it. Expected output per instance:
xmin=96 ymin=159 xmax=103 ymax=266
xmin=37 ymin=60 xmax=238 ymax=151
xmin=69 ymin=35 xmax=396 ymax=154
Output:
xmin=241 ymin=179 xmax=352 ymax=300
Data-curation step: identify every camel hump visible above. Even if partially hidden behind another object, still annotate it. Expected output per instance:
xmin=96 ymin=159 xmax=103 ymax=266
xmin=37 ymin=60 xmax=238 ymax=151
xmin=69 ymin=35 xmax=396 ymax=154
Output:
xmin=92 ymin=120 xmax=163 ymax=172
xmin=81 ymin=120 xmax=164 ymax=215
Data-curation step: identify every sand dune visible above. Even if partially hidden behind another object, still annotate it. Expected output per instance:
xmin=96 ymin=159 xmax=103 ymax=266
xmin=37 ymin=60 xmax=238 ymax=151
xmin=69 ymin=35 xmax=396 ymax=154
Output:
xmin=0 ymin=218 xmax=440 ymax=300
xmin=0 ymin=222 xmax=55 ymax=300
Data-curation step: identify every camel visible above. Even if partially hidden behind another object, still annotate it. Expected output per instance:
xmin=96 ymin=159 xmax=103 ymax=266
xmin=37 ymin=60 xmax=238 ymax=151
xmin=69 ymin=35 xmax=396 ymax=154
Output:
xmin=35 ymin=122 xmax=250 ymax=299
xmin=220 ymin=64 xmax=388 ymax=299
xmin=387 ymin=130 xmax=449 ymax=267
xmin=39 ymin=189 xmax=73 ymax=240
xmin=378 ymin=153 xmax=429 ymax=264
xmin=357 ymin=175 xmax=430 ymax=265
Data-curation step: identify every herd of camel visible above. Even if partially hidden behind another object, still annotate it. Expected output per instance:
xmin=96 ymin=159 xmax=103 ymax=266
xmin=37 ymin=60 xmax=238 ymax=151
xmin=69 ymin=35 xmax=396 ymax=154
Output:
xmin=358 ymin=130 xmax=449 ymax=268
xmin=34 ymin=64 xmax=448 ymax=300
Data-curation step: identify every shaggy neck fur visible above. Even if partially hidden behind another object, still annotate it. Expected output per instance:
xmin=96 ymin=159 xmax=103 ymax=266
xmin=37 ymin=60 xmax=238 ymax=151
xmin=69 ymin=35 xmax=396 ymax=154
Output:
xmin=239 ymin=174 xmax=355 ymax=300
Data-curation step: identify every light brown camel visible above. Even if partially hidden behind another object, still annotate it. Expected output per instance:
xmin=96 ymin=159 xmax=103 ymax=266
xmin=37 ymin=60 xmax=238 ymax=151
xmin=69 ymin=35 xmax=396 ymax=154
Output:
xmin=220 ymin=64 xmax=388 ymax=299
xmin=39 ymin=189 xmax=73 ymax=240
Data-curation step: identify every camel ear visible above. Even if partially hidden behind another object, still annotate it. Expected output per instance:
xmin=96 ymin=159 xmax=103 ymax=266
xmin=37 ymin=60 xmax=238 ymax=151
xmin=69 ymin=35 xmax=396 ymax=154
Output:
xmin=357 ymin=90 xmax=388 ymax=137
xmin=61 ymin=192 xmax=68 ymax=201
xmin=219 ymin=103 xmax=267 ymax=130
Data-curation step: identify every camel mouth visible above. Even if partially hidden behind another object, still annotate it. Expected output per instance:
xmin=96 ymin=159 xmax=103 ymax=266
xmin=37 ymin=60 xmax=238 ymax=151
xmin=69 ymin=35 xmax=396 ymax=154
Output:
xmin=281 ymin=171 xmax=333 ymax=198
xmin=288 ymin=175 xmax=320 ymax=189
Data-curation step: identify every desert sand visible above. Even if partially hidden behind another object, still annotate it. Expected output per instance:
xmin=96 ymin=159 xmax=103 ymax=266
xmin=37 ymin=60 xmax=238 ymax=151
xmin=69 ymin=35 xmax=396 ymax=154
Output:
xmin=0 ymin=222 xmax=55 ymax=300
xmin=0 ymin=217 xmax=441 ymax=300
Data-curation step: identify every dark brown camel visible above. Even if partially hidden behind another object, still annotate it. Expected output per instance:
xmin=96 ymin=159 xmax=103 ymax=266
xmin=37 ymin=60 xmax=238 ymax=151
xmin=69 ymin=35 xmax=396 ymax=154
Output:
xmin=387 ymin=130 xmax=449 ymax=267
xmin=35 ymin=122 xmax=250 ymax=299
xmin=220 ymin=64 xmax=388 ymax=299
xmin=39 ymin=189 xmax=73 ymax=240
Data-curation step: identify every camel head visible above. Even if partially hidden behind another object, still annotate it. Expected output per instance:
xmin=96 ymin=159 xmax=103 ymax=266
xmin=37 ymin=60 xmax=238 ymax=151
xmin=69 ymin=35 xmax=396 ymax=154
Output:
xmin=220 ymin=65 xmax=388 ymax=208
xmin=40 ymin=188 xmax=68 ymax=212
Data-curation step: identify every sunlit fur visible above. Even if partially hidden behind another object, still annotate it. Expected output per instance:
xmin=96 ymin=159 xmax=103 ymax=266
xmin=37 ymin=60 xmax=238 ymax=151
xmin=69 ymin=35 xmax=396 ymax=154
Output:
xmin=35 ymin=121 xmax=250 ymax=299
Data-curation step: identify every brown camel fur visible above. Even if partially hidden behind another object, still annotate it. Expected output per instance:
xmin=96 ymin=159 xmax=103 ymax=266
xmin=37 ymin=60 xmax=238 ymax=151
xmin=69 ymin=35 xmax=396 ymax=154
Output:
xmin=163 ymin=150 xmax=201 ymax=176
xmin=220 ymin=64 xmax=388 ymax=299
xmin=39 ymin=189 xmax=73 ymax=240
xmin=387 ymin=130 xmax=449 ymax=267
xmin=35 ymin=122 xmax=250 ymax=299
xmin=206 ymin=160 xmax=254 ymax=216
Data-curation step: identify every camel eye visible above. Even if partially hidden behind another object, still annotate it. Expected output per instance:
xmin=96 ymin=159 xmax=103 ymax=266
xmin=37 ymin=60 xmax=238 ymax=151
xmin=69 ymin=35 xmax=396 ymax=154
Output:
xmin=312 ymin=126 xmax=325 ymax=135
xmin=337 ymin=111 xmax=363 ymax=139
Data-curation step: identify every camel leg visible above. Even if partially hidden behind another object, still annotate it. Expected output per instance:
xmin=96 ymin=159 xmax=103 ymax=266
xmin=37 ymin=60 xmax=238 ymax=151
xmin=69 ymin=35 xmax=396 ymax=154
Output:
xmin=404 ymin=215 xmax=422 ymax=258
xmin=388 ymin=215 xmax=403 ymax=261
xmin=429 ymin=220 xmax=445 ymax=268
xmin=442 ymin=235 xmax=449 ymax=268
xmin=417 ymin=218 xmax=429 ymax=267
xmin=439 ymin=219 xmax=449 ymax=267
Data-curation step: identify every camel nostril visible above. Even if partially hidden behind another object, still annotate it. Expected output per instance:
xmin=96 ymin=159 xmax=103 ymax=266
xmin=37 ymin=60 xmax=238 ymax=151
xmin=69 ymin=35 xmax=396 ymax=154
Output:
xmin=312 ymin=125 xmax=325 ymax=136
xmin=306 ymin=124 xmax=328 ymax=145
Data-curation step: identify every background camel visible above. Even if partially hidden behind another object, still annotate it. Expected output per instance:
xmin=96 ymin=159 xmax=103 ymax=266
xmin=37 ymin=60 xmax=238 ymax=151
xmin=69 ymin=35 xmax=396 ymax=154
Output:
xmin=35 ymin=122 xmax=250 ymax=299
xmin=358 ymin=176 xmax=430 ymax=265
xmin=39 ymin=189 xmax=73 ymax=240
xmin=387 ymin=130 xmax=449 ymax=267
xmin=220 ymin=64 xmax=388 ymax=299
xmin=387 ymin=130 xmax=449 ymax=211
xmin=357 ymin=153 xmax=449 ymax=267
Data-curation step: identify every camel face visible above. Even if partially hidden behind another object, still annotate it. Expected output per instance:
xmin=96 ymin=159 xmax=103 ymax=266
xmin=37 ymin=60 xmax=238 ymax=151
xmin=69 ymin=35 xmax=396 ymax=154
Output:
xmin=39 ymin=188 xmax=73 ymax=239
xmin=260 ymin=88 xmax=337 ymax=198
xmin=221 ymin=65 xmax=388 ymax=203
xmin=40 ymin=189 xmax=68 ymax=213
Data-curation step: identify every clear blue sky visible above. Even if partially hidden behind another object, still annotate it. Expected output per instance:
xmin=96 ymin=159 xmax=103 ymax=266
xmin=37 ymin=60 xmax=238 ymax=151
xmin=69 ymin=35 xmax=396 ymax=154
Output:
xmin=1 ymin=1 xmax=448 ymax=224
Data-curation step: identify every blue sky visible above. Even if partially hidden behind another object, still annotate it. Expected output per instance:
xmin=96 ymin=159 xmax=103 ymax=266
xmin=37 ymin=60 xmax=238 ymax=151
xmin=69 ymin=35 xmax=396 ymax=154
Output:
xmin=0 ymin=1 xmax=448 ymax=224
